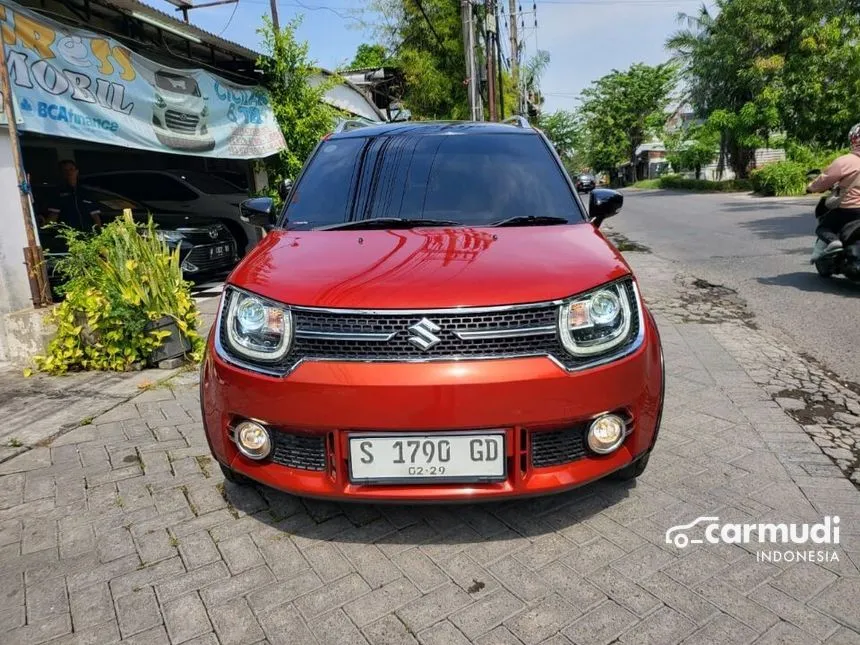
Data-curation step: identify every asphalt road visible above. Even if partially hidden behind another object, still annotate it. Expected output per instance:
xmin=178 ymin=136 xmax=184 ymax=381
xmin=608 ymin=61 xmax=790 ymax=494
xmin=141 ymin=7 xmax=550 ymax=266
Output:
xmin=607 ymin=189 xmax=860 ymax=384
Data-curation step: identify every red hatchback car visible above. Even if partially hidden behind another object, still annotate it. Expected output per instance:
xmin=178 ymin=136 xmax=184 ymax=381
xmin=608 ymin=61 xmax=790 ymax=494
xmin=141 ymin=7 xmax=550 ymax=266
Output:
xmin=201 ymin=119 xmax=664 ymax=502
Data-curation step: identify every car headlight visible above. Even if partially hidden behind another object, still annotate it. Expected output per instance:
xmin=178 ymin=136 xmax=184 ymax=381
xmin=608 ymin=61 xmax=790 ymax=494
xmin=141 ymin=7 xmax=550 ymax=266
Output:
xmin=558 ymin=281 xmax=634 ymax=356
xmin=201 ymin=105 xmax=209 ymax=117
xmin=155 ymin=229 xmax=184 ymax=243
xmin=224 ymin=288 xmax=293 ymax=361
xmin=155 ymin=94 xmax=166 ymax=108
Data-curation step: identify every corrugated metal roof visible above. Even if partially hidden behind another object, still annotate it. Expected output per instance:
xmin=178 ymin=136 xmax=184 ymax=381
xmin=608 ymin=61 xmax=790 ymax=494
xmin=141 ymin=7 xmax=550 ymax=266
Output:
xmin=100 ymin=0 xmax=262 ymax=61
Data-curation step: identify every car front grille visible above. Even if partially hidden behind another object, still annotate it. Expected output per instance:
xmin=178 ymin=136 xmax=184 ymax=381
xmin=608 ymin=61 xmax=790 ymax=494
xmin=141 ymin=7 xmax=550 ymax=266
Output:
xmin=218 ymin=280 xmax=640 ymax=373
xmin=530 ymin=426 xmax=588 ymax=468
xmin=165 ymin=110 xmax=199 ymax=133
xmin=183 ymin=242 xmax=236 ymax=273
xmin=180 ymin=225 xmax=232 ymax=245
xmin=270 ymin=431 xmax=327 ymax=471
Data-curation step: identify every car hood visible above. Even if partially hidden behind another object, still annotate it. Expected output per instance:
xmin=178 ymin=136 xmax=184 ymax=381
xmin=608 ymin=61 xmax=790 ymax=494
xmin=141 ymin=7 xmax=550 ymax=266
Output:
xmin=229 ymin=224 xmax=631 ymax=309
xmin=148 ymin=212 xmax=222 ymax=229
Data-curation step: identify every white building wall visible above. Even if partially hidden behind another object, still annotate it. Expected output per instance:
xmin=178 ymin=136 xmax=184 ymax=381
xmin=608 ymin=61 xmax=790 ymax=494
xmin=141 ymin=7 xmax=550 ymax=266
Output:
xmin=0 ymin=130 xmax=37 ymax=362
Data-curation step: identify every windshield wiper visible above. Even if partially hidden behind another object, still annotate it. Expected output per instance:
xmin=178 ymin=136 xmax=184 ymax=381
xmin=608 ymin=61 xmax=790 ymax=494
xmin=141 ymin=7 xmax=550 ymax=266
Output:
xmin=315 ymin=217 xmax=461 ymax=231
xmin=489 ymin=215 xmax=569 ymax=227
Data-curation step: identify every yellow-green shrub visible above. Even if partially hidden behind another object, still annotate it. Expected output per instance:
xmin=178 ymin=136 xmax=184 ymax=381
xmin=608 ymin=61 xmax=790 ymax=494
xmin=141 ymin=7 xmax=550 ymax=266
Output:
xmin=34 ymin=211 xmax=203 ymax=375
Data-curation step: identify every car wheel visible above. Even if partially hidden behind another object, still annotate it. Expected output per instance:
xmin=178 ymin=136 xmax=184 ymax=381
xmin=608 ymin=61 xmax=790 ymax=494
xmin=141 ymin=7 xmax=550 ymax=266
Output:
xmin=814 ymin=260 xmax=833 ymax=278
xmin=219 ymin=463 xmax=251 ymax=485
xmin=614 ymin=453 xmax=650 ymax=481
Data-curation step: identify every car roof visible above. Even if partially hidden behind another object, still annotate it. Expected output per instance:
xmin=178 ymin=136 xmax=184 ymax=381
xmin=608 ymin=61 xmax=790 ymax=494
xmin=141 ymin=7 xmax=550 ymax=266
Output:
xmin=330 ymin=120 xmax=538 ymax=140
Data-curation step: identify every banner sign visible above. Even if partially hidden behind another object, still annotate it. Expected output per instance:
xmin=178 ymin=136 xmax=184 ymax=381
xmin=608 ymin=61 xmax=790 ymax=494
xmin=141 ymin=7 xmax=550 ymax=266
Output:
xmin=0 ymin=0 xmax=286 ymax=158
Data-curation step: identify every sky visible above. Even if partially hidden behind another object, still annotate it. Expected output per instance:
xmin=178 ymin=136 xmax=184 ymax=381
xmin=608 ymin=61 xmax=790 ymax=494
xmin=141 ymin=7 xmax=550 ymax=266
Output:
xmin=141 ymin=0 xmax=713 ymax=114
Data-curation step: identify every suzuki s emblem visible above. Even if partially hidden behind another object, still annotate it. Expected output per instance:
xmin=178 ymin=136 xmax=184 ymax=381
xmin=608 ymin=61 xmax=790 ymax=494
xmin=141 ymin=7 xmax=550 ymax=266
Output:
xmin=407 ymin=318 xmax=442 ymax=351
xmin=208 ymin=228 xmax=219 ymax=239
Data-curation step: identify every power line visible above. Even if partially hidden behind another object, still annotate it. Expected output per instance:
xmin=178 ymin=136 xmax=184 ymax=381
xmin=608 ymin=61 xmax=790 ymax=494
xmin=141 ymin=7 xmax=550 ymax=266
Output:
xmin=411 ymin=0 xmax=446 ymax=53
xmin=217 ymin=0 xmax=240 ymax=35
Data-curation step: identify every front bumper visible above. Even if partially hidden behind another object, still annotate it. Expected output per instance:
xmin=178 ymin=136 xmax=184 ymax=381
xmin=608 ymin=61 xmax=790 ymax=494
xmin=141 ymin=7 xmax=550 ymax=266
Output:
xmin=179 ymin=241 xmax=239 ymax=276
xmin=201 ymin=311 xmax=664 ymax=501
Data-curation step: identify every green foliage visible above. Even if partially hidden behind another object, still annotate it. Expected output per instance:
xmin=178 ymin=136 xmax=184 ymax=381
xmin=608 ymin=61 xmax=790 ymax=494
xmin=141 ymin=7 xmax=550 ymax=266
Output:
xmin=523 ymin=51 xmax=551 ymax=120
xmin=538 ymin=110 xmax=580 ymax=161
xmin=655 ymin=175 xmax=753 ymax=192
xmin=749 ymin=161 xmax=809 ymax=196
xmin=34 ymin=213 xmax=203 ymax=375
xmin=257 ymin=16 xmax=339 ymax=181
xmin=370 ymin=0 xmax=469 ymax=119
xmin=630 ymin=178 xmax=662 ymax=189
xmin=349 ymin=43 xmax=388 ymax=69
xmin=665 ymin=123 xmax=719 ymax=178
xmin=785 ymin=142 xmax=845 ymax=172
xmin=578 ymin=63 xmax=677 ymax=172
xmin=667 ymin=0 xmax=860 ymax=176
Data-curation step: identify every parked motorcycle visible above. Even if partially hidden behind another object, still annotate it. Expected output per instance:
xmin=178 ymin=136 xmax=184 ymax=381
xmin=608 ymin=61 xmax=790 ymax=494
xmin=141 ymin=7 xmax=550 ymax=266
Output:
xmin=807 ymin=169 xmax=860 ymax=281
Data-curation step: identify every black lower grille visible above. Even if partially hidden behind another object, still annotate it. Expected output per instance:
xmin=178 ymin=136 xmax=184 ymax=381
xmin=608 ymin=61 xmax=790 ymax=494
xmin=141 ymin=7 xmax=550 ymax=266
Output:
xmin=531 ymin=426 xmax=588 ymax=468
xmin=183 ymin=243 xmax=236 ymax=273
xmin=270 ymin=431 xmax=327 ymax=471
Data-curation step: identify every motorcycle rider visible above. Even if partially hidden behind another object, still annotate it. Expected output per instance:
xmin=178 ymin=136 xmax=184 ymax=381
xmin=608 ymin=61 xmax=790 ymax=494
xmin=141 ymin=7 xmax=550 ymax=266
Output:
xmin=806 ymin=123 xmax=860 ymax=252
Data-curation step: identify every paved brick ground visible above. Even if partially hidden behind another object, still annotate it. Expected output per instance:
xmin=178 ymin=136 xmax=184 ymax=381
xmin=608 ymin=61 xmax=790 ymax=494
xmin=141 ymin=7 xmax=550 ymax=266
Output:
xmin=1 ymin=255 xmax=858 ymax=645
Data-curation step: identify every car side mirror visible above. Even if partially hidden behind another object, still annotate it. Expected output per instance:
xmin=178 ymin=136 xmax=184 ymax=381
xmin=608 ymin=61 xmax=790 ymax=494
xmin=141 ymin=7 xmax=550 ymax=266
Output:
xmin=806 ymin=169 xmax=821 ymax=179
xmin=589 ymin=188 xmax=623 ymax=228
xmin=240 ymin=197 xmax=276 ymax=230
xmin=278 ymin=178 xmax=293 ymax=202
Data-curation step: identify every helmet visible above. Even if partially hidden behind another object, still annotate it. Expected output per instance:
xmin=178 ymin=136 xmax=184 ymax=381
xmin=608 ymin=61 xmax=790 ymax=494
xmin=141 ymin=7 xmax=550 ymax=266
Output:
xmin=850 ymin=123 xmax=860 ymax=148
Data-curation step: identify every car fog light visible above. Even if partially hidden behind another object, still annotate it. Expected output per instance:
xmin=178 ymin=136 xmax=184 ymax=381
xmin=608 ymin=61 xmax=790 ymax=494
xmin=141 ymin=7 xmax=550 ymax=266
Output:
xmin=587 ymin=414 xmax=626 ymax=454
xmin=234 ymin=421 xmax=271 ymax=460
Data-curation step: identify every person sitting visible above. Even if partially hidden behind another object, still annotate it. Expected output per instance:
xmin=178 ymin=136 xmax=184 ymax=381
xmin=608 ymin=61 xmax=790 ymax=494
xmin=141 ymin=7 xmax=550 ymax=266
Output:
xmin=807 ymin=123 xmax=860 ymax=252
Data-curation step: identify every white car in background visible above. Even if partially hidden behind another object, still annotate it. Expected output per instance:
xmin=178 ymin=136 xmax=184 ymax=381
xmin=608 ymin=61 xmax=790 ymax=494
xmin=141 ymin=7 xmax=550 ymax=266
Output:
xmin=82 ymin=169 xmax=263 ymax=255
xmin=150 ymin=70 xmax=216 ymax=153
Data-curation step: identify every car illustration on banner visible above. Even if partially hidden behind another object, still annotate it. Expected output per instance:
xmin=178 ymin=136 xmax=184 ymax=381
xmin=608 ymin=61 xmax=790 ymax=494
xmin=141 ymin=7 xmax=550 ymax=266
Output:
xmin=149 ymin=70 xmax=216 ymax=153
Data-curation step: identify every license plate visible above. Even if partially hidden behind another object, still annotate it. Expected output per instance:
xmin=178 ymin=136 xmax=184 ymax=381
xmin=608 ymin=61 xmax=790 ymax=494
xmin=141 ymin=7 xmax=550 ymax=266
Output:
xmin=349 ymin=433 xmax=505 ymax=482
xmin=210 ymin=244 xmax=230 ymax=258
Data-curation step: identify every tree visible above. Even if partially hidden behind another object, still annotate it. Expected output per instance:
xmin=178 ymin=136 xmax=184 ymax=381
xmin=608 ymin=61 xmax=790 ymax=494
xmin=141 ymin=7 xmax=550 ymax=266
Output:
xmin=577 ymin=63 xmax=676 ymax=173
xmin=349 ymin=43 xmax=388 ymax=69
xmin=523 ymin=51 xmax=550 ymax=121
xmin=665 ymin=123 xmax=718 ymax=179
xmin=538 ymin=110 xmax=580 ymax=160
xmin=256 ymin=17 xmax=340 ymax=183
xmin=368 ymin=0 xmax=469 ymax=119
xmin=667 ymin=0 xmax=860 ymax=176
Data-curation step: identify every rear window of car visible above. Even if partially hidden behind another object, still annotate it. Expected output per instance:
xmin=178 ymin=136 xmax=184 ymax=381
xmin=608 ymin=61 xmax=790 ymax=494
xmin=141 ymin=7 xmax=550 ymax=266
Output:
xmin=284 ymin=132 xmax=582 ymax=229
xmin=173 ymin=170 xmax=244 ymax=195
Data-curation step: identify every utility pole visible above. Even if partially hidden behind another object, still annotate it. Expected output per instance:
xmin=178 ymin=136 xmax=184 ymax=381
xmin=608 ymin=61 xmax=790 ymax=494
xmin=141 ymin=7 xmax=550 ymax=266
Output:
xmin=461 ymin=0 xmax=482 ymax=120
xmin=508 ymin=0 xmax=519 ymax=110
xmin=485 ymin=0 xmax=497 ymax=121
xmin=0 ymin=38 xmax=50 ymax=307
xmin=270 ymin=0 xmax=280 ymax=30
xmin=496 ymin=0 xmax=504 ymax=119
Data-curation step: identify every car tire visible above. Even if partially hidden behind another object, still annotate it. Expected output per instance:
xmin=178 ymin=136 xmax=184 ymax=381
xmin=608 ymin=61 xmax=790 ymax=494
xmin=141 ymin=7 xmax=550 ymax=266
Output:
xmin=219 ymin=463 xmax=251 ymax=485
xmin=814 ymin=260 xmax=833 ymax=278
xmin=614 ymin=453 xmax=650 ymax=481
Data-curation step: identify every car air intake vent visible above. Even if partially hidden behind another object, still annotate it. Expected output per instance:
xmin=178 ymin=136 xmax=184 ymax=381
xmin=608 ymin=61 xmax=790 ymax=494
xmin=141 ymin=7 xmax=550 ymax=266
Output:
xmin=270 ymin=431 xmax=327 ymax=471
xmin=530 ymin=425 xmax=588 ymax=468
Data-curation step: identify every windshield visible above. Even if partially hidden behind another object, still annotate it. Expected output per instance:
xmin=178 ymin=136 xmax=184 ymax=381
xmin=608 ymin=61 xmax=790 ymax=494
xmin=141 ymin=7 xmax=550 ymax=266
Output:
xmin=173 ymin=170 xmax=244 ymax=195
xmin=155 ymin=72 xmax=201 ymax=97
xmin=283 ymin=132 xmax=583 ymax=229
